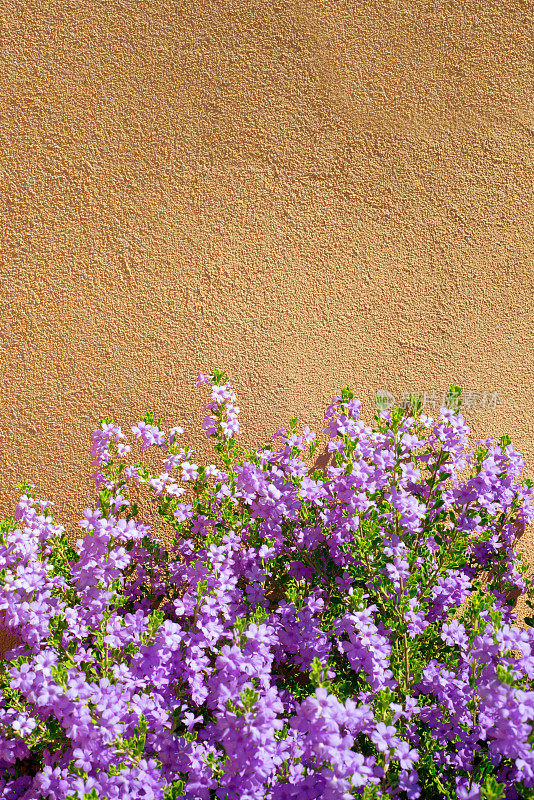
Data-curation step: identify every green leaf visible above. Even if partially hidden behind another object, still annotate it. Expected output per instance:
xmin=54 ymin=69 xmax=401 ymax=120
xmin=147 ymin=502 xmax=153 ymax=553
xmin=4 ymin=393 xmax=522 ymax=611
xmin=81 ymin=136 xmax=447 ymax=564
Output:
xmin=481 ymin=774 xmax=505 ymax=800
xmin=211 ymin=369 xmax=227 ymax=384
xmin=341 ymin=386 xmax=355 ymax=402
xmin=446 ymin=384 xmax=463 ymax=411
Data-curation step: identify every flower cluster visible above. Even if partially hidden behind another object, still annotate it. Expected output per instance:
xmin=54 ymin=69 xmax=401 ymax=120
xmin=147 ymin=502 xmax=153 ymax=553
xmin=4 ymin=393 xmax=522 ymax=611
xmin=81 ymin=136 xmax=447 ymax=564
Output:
xmin=0 ymin=372 xmax=534 ymax=799
xmin=198 ymin=373 xmax=241 ymax=440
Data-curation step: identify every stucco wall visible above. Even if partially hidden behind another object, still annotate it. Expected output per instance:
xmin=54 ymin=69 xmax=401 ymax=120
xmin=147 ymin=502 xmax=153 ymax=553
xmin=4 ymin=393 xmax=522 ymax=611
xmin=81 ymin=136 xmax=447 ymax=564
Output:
xmin=0 ymin=0 xmax=532 ymax=655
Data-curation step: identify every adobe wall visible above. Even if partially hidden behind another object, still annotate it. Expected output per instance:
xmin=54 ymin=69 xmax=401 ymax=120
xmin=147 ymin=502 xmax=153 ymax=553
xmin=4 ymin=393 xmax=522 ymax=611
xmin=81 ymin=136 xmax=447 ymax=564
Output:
xmin=0 ymin=0 xmax=532 ymax=655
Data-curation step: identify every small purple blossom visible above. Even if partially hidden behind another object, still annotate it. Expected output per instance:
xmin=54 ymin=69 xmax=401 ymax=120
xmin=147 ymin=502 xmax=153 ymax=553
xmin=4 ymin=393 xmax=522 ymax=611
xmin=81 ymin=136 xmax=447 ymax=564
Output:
xmin=181 ymin=461 xmax=199 ymax=481
xmin=131 ymin=420 xmax=166 ymax=451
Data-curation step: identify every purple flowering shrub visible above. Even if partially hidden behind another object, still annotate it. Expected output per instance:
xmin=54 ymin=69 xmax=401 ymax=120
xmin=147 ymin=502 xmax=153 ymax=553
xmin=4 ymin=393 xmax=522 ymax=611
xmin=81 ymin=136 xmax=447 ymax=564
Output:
xmin=1 ymin=372 xmax=534 ymax=800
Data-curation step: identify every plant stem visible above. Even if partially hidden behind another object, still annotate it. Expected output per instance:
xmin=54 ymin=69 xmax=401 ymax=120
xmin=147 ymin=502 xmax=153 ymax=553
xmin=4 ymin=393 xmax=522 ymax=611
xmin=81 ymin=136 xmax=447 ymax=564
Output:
xmin=402 ymin=631 xmax=410 ymax=692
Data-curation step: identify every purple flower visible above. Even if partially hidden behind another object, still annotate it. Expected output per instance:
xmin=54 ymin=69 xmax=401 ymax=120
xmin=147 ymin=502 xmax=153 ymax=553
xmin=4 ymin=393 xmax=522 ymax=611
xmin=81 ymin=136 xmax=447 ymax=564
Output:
xmin=181 ymin=461 xmax=199 ymax=481
xmin=131 ymin=420 xmax=166 ymax=451
xmin=441 ymin=619 xmax=468 ymax=649
xmin=371 ymin=721 xmax=399 ymax=753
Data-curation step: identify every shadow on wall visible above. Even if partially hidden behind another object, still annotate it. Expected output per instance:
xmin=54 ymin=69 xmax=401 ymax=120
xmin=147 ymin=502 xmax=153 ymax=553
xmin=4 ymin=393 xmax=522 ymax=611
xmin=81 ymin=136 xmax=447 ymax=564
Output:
xmin=308 ymin=446 xmax=335 ymax=478
xmin=0 ymin=630 xmax=20 ymax=660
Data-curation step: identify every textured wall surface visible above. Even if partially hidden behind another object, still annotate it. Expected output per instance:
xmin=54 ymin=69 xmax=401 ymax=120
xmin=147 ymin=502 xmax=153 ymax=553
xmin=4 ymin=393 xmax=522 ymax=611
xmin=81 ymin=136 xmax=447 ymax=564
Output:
xmin=0 ymin=0 xmax=532 ymax=654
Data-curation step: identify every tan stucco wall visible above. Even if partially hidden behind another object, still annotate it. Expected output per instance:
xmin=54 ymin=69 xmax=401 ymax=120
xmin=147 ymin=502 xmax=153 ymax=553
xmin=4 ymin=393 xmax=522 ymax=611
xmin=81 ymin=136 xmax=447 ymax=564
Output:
xmin=0 ymin=0 xmax=532 ymax=655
